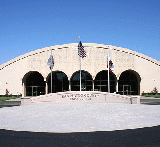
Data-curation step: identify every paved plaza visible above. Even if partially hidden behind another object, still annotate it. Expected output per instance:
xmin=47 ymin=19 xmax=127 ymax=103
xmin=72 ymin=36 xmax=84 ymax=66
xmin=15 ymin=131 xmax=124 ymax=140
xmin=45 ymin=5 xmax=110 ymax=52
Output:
xmin=0 ymin=103 xmax=160 ymax=133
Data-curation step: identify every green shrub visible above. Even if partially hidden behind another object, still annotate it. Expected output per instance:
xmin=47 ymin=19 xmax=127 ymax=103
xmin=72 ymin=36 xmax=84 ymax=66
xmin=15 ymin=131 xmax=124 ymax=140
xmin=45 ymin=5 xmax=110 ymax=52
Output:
xmin=143 ymin=94 xmax=160 ymax=98
xmin=0 ymin=97 xmax=18 ymax=101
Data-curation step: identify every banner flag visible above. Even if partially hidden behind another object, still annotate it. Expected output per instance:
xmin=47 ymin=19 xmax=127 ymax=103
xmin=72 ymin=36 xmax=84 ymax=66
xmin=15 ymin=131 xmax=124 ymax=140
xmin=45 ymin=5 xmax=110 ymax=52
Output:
xmin=107 ymin=55 xmax=114 ymax=72
xmin=47 ymin=55 xmax=54 ymax=70
xmin=78 ymin=41 xmax=86 ymax=58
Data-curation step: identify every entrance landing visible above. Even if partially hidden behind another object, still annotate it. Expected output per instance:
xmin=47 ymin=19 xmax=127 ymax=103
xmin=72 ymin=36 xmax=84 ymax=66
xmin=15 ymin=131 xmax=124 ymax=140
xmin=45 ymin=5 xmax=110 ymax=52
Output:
xmin=29 ymin=91 xmax=139 ymax=105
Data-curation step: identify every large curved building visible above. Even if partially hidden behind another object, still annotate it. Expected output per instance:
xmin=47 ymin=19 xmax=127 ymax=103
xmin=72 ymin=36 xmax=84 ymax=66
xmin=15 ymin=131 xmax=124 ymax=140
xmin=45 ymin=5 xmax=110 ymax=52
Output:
xmin=0 ymin=43 xmax=160 ymax=97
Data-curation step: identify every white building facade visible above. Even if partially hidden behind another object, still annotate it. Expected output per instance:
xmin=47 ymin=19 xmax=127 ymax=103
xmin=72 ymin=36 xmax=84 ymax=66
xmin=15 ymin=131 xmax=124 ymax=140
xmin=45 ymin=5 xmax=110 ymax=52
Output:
xmin=0 ymin=43 xmax=160 ymax=97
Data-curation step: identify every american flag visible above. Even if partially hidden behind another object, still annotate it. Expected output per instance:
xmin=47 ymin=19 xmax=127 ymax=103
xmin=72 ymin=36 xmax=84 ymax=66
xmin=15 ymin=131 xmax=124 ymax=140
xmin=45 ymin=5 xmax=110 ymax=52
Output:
xmin=78 ymin=41 xmax=86 ymax=58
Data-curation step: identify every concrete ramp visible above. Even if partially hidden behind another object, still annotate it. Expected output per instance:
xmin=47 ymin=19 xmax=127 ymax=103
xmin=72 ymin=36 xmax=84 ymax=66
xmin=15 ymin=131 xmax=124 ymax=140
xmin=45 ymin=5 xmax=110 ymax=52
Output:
xmin=29 ymin=91 xmax=136 ymax=105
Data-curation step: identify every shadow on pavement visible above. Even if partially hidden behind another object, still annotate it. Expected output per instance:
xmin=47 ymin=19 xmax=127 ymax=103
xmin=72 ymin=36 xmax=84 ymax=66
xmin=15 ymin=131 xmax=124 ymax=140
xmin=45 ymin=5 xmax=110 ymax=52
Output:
xmin=0 ymin=125 xmax=160 ymax=147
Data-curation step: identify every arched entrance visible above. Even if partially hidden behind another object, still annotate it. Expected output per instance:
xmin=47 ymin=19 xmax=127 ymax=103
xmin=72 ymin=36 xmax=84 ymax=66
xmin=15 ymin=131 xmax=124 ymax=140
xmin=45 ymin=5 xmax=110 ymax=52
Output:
xmin=24 ymin=71 xmax=45 ymax=96
xmin=71 ymin=70 xmax=93 ymax=91
xmin=118 ymin=70 xmax=141 ymax=95
xmin=47 ymin=71 xmax=69 ymax=93
xmin=94 ymin=70 xmax=116 ymax=92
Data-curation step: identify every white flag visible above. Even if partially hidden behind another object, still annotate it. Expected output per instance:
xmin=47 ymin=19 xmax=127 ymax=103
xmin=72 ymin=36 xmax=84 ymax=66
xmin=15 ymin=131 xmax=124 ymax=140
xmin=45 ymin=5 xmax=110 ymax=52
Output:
xmin=47 ymin=55 xmax=54 ymax=70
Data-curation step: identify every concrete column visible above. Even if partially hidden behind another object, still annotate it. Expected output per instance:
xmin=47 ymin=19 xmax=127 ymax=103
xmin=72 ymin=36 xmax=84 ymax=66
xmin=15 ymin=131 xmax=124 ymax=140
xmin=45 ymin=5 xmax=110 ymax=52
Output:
xmin=116 ymin=80 xmax=119 ymax=93
xmin=45 ymin=81 xmax=48 ymax=94
xmin=92 ymin=80 xmax=94 ymax=91
xmin=92 ymin=76 xmax=95 ymax=91
xmin=69 ymin=77 xmax=71 ymax=91
xmin=22 ymin=82 xmax=24 ymax=97
xmin=22 ymin=82 xmax=26 ymax=97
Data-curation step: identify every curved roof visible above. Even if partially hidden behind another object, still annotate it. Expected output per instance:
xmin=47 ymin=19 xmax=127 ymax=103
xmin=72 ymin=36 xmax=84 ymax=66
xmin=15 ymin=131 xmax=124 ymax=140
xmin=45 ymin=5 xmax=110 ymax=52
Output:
xmin=0 ymin=43 xmax=160 ymax=70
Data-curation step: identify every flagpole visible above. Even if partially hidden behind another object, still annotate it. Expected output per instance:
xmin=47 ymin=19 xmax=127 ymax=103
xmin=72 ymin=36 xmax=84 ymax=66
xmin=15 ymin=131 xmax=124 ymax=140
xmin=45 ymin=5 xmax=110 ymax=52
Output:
xmin=108 ymin=48 xmax=110 ymax=93
xmin=79 ymin=35 xmax=82 ymax=91
xmin=80 ymin=57 xmax=82 ymax=91
xmin=51 ymin=49 xmax=53 ymax=93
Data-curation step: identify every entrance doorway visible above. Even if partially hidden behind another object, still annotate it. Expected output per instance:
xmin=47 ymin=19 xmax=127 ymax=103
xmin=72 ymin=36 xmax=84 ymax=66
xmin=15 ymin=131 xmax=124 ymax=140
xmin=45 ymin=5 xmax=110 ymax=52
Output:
xmin=70 ymin=71 xmax=93 ymax=91
xmin=118 ymin=70 xmax=141 ymax=95
xmin=123 ymin=85 xmax=131 ymax=95
xmin=26 ymin=86 xmax=45 ymax=96
xmin=24 ymin=71 xmax=45 ymax=96
xmin=94 ymin=70 xmax=116 ymax=93
xmin=47 ymin=71 xmax=69 ymax=93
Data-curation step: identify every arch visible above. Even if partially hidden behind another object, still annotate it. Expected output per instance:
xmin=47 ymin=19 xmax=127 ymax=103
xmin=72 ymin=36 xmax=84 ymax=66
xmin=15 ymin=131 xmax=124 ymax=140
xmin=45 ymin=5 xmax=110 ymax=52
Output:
xmin=118 ymin=70 xmax=141 ymax=95
xmin=70 ymin=70 xmax=93 ymax=91
xmin=23 ymin=71 xmax=45 ymax=96
xmin=47 ymin=71 xmax=69 ymax=93
xmin=94 ymin=70 xmax=117 ymax=92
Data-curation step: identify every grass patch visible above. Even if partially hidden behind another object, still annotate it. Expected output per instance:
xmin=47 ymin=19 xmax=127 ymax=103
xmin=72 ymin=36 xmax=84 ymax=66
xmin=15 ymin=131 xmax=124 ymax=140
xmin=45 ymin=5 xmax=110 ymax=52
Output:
xmin=143 ymin=95 xmax=160 ymax=98
xmin=0 ymin=97 xmax=19 ymax=101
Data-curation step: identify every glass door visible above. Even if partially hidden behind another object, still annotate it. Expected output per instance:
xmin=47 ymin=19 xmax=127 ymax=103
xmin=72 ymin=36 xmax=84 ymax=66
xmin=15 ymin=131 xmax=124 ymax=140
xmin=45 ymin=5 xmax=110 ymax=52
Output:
xmin=123 ymin=85 xmax=131 ymax=95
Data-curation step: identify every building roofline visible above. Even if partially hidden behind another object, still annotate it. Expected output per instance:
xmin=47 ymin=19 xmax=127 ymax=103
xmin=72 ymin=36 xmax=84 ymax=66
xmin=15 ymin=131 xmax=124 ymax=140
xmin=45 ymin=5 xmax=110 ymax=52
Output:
xmin=0 ymin=43 xmax=160 ymax=70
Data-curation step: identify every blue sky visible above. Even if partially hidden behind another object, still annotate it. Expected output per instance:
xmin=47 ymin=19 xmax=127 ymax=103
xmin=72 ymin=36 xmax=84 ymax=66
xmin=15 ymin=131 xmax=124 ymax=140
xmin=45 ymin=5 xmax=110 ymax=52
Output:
xmin=0 ymin=0 xmax=160 ymax=65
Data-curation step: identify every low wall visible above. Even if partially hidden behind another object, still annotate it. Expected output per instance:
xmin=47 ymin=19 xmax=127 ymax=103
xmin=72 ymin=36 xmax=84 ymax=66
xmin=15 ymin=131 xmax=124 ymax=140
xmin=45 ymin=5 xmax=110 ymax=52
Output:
xmin=131 ymin=96 xmax=140 ymax=104
xmin=0 ymin=101 xmax=21 ymax=108
xmin=29 ymin=91 xmax=133 ymax=105
xmin=140 ymin=98 xmax=160 ymax=105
